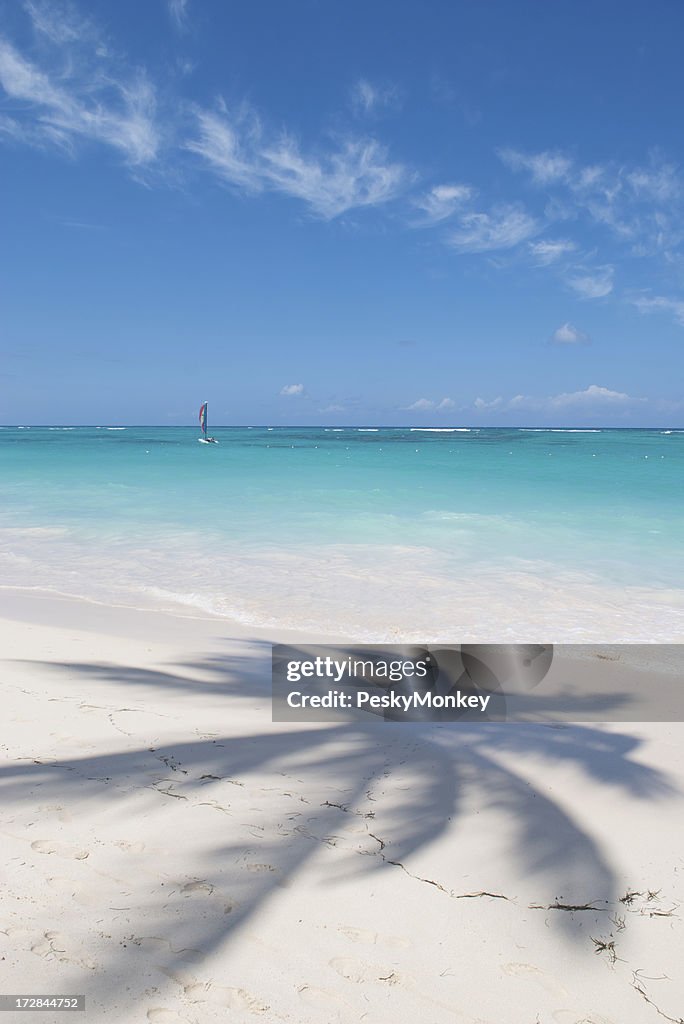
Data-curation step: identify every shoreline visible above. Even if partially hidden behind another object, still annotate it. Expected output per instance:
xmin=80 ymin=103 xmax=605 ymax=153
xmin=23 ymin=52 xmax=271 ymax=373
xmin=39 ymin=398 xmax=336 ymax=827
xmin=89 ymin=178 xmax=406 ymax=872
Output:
xmin=3 ymin=423 xmax=683 ymax=643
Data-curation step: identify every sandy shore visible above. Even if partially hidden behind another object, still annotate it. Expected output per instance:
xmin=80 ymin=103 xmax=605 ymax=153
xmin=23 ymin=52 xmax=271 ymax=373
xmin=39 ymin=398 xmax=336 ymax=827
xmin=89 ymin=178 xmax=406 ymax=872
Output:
xmin=1 ymin=589 xmax=683 ymax=1023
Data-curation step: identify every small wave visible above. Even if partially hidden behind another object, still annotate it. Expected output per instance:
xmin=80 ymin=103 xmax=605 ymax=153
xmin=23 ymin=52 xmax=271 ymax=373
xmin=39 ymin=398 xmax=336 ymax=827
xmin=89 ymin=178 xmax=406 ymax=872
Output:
xmin=549 ymin=429 xmax=602 ymax=433
xmin=357 ymin=428 xmax=379 ymax=432
xmin=1 ymin=526 xmax=69 ymax=537
xmin=410 ymin=428 xmax=467 ymax=433
xmin=106 ymin=427 xmax=126 ymax=430
xmin=325 ymin=428 xmax=345 ymax=431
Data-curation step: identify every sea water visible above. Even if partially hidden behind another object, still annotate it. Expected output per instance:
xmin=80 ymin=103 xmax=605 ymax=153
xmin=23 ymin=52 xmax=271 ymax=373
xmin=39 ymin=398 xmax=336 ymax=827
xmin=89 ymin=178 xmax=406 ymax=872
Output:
xmin=1 ymin=426 xmax=682 ymax=640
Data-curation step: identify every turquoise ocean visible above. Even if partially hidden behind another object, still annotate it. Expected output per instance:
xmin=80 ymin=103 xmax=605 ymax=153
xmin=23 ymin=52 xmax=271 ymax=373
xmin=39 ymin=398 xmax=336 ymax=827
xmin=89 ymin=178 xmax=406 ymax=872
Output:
xmin=1 ymin=426 xmax=683 ymax=640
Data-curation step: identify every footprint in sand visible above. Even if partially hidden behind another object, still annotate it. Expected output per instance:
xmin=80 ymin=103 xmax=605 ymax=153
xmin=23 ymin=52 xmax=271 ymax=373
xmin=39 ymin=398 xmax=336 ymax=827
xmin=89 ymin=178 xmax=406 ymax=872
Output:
xmin=44 ymin=876 xmax=100 ymax=907
xmin=146 ymin=1010 xmax=192 ymax=1023
xmin=502 ymin=962 xmax=569 ymax=998
xmin=114 ymin=840 xmax=146 ymax=854
xmin=244 ymin=864 xmax=276 ymax=874
xmin=130 ymin=936 xmax=203 ymax=961
xmin=37 ymin=804 xmax=72 ymax=823
xmin=31 ymin=840 xmax=89 ymax=860
xmin=183 ymin=982 xmax=268 ymax=1013
xmin=329 ymin=957 xmax=410 ymax=987
xmin=30 ymin=932 xmax=96 ymax=970
xmin=296 ymin=984 xmax=353 ymax=1021
xmin=181 ymin=881 xmax=215 ymax=896
xmin=338 ymin=926 xmax=410 ymax=950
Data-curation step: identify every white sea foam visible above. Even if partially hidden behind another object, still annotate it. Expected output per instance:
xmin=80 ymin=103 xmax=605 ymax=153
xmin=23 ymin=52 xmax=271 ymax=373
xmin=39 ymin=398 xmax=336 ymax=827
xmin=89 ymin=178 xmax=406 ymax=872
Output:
xmin=410 ymin=428 xmax=466 ymax=432
xmin=3 ymin=533 xmax=682 ymax=641
xmin=106 ymin=427 xmax=126 ymax=430
xmin=1 ymin=526 xmax=69 ymax=537
xmin=357 ymin=428 xmax=379 ymax=432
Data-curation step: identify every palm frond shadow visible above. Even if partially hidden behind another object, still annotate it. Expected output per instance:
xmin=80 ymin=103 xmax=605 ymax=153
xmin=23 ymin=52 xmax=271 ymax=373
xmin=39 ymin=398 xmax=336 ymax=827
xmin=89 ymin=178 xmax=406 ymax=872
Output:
xmin=4 ymin=643 xmax=676 ymax=1008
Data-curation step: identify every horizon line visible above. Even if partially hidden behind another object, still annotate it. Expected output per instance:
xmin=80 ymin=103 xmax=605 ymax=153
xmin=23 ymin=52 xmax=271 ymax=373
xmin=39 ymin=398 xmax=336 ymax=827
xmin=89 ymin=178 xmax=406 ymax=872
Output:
xmin=1 ymin=424 xmax=682 ymax=431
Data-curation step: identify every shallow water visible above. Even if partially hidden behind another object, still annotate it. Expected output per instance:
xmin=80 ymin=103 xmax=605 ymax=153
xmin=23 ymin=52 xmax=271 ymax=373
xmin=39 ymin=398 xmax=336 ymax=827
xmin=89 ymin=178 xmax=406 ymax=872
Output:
xmin=1 ymin=426 xmax=682 ymax=640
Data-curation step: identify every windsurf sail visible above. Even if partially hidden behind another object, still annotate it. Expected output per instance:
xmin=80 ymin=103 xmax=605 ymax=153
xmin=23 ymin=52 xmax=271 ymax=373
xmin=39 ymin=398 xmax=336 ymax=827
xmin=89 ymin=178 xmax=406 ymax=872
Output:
xmin=199 ymin=401 xmax=208 ymax=437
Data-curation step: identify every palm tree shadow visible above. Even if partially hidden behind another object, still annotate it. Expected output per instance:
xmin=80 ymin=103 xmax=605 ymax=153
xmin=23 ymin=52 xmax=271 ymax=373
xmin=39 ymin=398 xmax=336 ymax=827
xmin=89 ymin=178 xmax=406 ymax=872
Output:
xmin=3 ymin=644 xmax=677 ymax=1011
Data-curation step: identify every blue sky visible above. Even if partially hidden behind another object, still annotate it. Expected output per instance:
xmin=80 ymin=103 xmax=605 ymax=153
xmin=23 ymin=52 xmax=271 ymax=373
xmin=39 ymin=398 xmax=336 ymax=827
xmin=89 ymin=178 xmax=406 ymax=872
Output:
xmin=1 ymin=0 xmax=683 ymax=426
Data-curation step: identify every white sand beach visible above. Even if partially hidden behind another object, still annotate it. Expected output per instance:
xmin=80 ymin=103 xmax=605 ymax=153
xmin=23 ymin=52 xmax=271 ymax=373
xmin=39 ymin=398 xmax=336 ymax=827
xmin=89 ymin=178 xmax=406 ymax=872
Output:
xmin=1 ymin=589 xmax=683 ymax=1023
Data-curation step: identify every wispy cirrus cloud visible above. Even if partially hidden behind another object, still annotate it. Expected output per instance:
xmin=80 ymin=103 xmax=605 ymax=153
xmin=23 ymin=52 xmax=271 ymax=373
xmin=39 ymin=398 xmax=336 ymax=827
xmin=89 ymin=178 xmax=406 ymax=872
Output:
xmin=350 ymin=78 xmax=400 ymax=116
xmin=631 ymin=294 xmax=684 ymax=327
xmin=566 ymin=265 xmax=614 ymax=299
xmin=528 ymin=238 xmax=577 ymax=265
xmin=447 ymin=203 xmax=538 ymax=253
xmin=24 ymin=0 xmax=89 ymax=44
xmin=0 ymin=15 xmax=160 ymax=166
xmin=502 ymin=147 xmax=683 ymax=253
xmin=412 ymin=183 xmax=474 ymax=226
xmin=499 ymin=148 xmax=572 ymax=185
xmin=168 ymin=0 xmax=190 ymax=32
xmin=187 ymin=103 xmax=410 ymax=218
xmin=280 ymin=383 xmax=305 ymax=396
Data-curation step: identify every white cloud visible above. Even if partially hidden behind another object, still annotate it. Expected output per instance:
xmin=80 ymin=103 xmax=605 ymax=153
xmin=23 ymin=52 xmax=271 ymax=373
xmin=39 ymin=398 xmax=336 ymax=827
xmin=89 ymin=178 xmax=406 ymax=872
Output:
xmin=188 ymin=104 xmax=409 ymax=218
xmin=550 ymin=322 xmax=590 ymax=345
xmin=168 ymin=0 xmax=190 ymax=31
xmin=626 ymin=163 xmax=680 ymax=202
xmin=566 ymin=265 xmax=614 ymax=299
xmin=448 ymin=203 xmax=538 ymax=252
xmin=499 ymin=148 xmax=572 ymax=184
xmin=350 ymin=78 xmax=399 ymax=116
xmin=413 ymin=183 xmax=473 ymax=225
xmin=0 ymin=34 xmax=160 ymax=165
xmin=404 ymin=397 xmax=454 ymax=411
xmin=632 ymin=294 xmax=684 ymax=327
xmin=474 ymin=396 xmax=503 ymax=410
xmin=0 ymin=113 xmax=28 ymax=142
xmin=280 ymin=383 xmax=305 ymax=396
xmin=319 ymin=404 xmax=345 ymax=413
xmin=406 ymin=398 xmax=434 ymax=411
xmin=529 ymin=238 xmax=577 ymax=265
xmin=549 ymin=384 xmax=636 ymax=408
xmin=509 ymin=384 xmax=640 ymax=411
xmin=24 ymin=0 xmax=87 ymax=44
xmin=503 ymin=147 xmax=684 ymax=253
xmin=186 ymin=106 xmax=262 ymax=191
